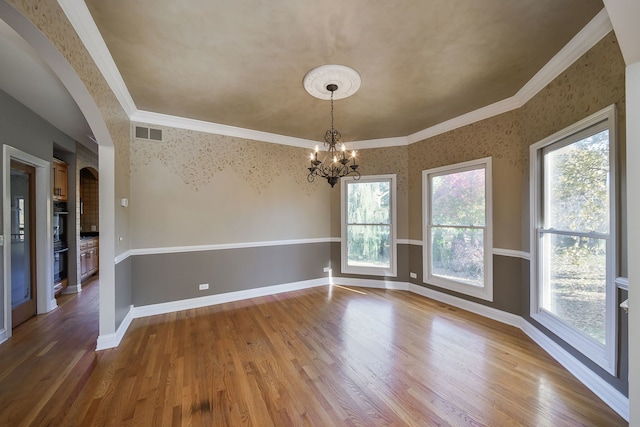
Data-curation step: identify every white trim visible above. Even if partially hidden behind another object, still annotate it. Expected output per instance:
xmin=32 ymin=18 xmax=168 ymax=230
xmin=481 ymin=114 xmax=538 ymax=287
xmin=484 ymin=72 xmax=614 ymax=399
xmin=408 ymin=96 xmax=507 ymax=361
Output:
xmin=615 ymin=277 xmax=629 ymax=291
xmin=348 ymin=136 xmax=409 ymax=150
xmin=131 ymin=237 xmax=334 ymax=257
xmin=132 ymin=278 xmax=328 ymax=319
xmin=96 ymin=304 xmax=134 ymax=351
xmin=334 ymin=277 xmax=410 ymax=291
xmin=408 ymin=97 xmax=521 ymax=144
xmin=62 ymin=284 xmax=82 ymax=294
xmin=115 ymin=250 xmax=131 ymax=265
xmin=131 ymin=110 xmax=320 ymax=149
xmin=0 ymin=328 xmax=6 ymax=345
xmin=423 ymin=157 xmax=493 ymax=301
xmin=492 ymin=248 xmax=531 ymax=260
xmin=409 ymin=283 xmax=522 ymax=328
xmin=59 ymin=3 xmax=611 ymax=150
xmin=407 ymin=239 xmax=423 ymax=246
xmin=341 ymin=174 xmax=398 ymax=277
xmin=521 ymin=320 xmax=629 ymax=422
xmin=57 ymin=0 xmax=137 ymax=116
xmin=396 ymin=239 xmax=411 ymax=245
xmin=515 ymin=9 xmax=612 ymax=103
xmin=529 ymin=104 xmax=618 ymax=375
xmin=2 ymin=145 xmax=54 ymax=339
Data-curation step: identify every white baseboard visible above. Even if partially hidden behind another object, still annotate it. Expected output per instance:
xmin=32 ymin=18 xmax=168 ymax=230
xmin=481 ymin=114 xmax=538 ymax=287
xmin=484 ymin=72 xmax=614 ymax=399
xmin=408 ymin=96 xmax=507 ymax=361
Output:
xmin=132 ymin=278 xmax=328 ymax=319
xmin=63 ymin=284 xmax=82 ymax=294
xmin=96 ymin=304 xmax=134 ymax=351
xmin=334 ymin=277 xmax=410 ymax=291
xmin=0 ymin=328 xmax=6 ymax=345
xmin=520 ymin=320 xmax=629 ymax=422
xmin=409 ymin=283 xmax=522 ymax=328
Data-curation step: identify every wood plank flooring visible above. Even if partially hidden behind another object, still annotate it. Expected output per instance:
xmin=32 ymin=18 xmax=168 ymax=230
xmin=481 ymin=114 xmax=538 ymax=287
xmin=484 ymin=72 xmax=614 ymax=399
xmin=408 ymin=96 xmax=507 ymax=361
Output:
xmin=0 ymin=280 xmax=628 ymax=426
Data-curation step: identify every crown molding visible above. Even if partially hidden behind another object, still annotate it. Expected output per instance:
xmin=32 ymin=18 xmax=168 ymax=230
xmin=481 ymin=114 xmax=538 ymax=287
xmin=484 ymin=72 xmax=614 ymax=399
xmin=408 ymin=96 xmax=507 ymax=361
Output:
xmin=348 ymin=136 xmax=409 ymax=150
xmin=131 ymin=110 xmax=319 ymax=149
xmin=407 ymin=97 xmax=521 ymax=144
xmin=57 ymin=0 xmax=137 ymax=117
xmin=514 ymin=9 xmax=612 ymax=104
xmin=61 ymin=4 xmax=612 ymax=149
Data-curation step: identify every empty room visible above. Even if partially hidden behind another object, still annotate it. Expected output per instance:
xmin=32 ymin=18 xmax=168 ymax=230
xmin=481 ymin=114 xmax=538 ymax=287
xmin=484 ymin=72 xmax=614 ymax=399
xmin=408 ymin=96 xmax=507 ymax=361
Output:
xmin=0 ymin=0 xmax=639 ymax=425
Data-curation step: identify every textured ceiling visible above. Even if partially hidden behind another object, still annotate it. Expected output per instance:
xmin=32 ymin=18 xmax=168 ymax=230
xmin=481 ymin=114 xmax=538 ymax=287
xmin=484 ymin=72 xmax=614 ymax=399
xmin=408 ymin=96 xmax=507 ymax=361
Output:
xmin=86 ymin=0 xmax=603 ymax=142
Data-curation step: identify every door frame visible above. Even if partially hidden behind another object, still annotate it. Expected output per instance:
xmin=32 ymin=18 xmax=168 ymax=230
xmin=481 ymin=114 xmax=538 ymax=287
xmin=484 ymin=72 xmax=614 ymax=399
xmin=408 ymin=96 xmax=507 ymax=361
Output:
xmin=2 ymin=145 xmax=53 ymax=340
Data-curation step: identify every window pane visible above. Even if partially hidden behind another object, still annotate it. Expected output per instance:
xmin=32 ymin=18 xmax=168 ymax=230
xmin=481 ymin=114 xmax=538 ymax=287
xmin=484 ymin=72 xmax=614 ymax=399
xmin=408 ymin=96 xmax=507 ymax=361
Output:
xmin=347 ymin=181 xmax=390 ymax=224
xmin=542 ymin=233 xmax=606 ymax=344
xmin=430 ymin=226 xmax=484 ymax=287
xmin=432 ymin=168 xmax=485 ymax=226
xmin=545 ymin=130 xmax=609 ymax=233
xmin=347 ymin=225 xmax=391 ymax=268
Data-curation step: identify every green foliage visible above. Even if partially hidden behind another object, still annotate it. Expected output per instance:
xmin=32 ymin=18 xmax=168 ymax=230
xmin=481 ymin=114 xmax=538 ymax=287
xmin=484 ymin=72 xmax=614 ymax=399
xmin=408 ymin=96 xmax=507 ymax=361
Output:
xmin=347 ymin=181 xmax=391 ymax=267
xmin=429 ymin=167 xmax=486 ymax=285
xmin=432 ymin=169 xmax=485 ymax=226
xmin=547 ymin=130 xmax=609 ymax=234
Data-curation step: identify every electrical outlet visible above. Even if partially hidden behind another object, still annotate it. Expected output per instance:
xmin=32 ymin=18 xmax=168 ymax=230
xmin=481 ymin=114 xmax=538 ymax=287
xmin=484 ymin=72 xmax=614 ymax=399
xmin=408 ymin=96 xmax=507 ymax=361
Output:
xmin=199 ymin=283 xmax=209 ymax=291
xmin=410 ymin=272 xmax=417 ymax=279
xmin=323 ymin=267 xmax=331 ymax=273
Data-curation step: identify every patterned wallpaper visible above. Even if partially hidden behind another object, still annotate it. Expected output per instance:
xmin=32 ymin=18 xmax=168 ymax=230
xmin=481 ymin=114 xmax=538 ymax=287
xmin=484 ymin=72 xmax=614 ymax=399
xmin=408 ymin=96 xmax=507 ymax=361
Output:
xmin=356 ymin=146 xmax=409 ymax=196
xmin=130 ymin=123 xmax=325 ymax=196
xmin=408 ymin=110 xmax=523 ymax=188
xmin=521 ymin=32 xmax=626 ymax=155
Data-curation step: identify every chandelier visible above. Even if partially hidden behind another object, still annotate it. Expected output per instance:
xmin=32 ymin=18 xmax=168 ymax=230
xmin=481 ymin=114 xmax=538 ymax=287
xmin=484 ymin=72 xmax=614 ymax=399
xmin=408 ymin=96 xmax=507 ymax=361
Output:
xmin=304 ymin=65 xmax=362 ymax=187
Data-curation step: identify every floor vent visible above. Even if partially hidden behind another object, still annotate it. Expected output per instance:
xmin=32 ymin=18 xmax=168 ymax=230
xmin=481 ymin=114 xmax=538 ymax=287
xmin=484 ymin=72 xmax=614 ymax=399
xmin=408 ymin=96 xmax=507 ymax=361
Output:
xmin=134 ymin=126 xmax=163 ymax=141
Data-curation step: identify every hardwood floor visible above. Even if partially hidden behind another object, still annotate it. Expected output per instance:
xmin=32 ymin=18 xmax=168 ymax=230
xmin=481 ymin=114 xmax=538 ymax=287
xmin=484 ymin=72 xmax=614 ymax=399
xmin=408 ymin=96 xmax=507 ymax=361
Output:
xmin=0 ymin=281 xmax=627 ymax=426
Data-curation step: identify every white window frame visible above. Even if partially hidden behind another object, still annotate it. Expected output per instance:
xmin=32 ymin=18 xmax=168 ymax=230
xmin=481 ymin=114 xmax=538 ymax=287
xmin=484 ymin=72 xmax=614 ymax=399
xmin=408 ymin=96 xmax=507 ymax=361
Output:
xmin=341 ymin=174 xmax=397 ymax=277
xmin=422 ymin=157 xmax=493 ymax=301
xmin=530 ymin=104 xmax=617 ymax=375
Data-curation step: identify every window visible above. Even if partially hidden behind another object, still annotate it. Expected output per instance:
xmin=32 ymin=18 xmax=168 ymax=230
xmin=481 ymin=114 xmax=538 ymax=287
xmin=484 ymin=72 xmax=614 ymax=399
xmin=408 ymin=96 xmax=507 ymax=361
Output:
xmin=531 ymin=105 xmax=617 ymax=374
xmin=341 ymin=175 xmax=397 ymax=276
xmin=423 ymin=158 xmax=493 ymax=300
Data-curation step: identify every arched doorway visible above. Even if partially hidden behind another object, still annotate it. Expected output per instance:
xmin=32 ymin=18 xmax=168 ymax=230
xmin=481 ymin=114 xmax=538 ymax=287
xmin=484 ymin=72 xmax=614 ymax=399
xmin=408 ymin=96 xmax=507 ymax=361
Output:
xmin=0 ymin=1 xmax=117 ymax=344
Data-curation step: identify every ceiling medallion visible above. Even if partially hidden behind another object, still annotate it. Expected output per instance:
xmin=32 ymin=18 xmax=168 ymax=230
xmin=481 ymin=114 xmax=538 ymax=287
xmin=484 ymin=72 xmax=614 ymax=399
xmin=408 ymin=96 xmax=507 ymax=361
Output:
xmin=304 ymin=65 xmax=361 ymax=187
xmin=303 ymin=64 xmax=361 ymax=100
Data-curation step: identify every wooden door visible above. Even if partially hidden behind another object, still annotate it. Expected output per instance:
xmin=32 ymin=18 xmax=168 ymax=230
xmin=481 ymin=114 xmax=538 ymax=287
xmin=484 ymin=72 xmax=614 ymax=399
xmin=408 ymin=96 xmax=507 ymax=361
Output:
xmin=10 ymin=160 xmax=37 ymax=328
xmin=53 ymin=160 xmax=67 ymax=201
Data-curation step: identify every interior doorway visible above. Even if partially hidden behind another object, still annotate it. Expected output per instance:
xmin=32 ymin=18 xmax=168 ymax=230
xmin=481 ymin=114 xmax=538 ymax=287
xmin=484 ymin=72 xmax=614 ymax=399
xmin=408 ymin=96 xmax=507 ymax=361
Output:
xmin=10 ymin=160 xmax=36 ymax=328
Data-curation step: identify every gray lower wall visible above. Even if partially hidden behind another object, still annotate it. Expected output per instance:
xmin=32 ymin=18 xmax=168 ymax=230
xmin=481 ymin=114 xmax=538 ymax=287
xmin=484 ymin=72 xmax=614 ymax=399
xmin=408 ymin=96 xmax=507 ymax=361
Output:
xmin=115 ymin=257 xmax=132 ymax=330
xmin=331 ymin=241 xmax=522 ymax=315
xmin=131 ymin=242 xmax=331 ymax=306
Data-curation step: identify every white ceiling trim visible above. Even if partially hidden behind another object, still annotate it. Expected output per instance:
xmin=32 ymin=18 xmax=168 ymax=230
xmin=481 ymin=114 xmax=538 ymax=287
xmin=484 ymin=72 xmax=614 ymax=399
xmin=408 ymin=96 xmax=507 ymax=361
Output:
xmin=60 ymin=4 xmax=612 ymax=150
xmin=131 ymin=110 xmax=320 ymax=149
xmin=408 ymin=8 xmax=612 ymax=145
xmin=515 ymin=9 xmax=613 ymax=103
xmin=57 ymin=0 xmax=137 ymax=117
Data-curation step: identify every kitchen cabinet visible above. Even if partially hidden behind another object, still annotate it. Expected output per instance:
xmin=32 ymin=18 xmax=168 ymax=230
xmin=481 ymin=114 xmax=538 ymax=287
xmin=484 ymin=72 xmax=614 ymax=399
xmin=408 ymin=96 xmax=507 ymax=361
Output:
xmin=80 ymin=237 xmax=99 ymax=282
xmin=53 ymin=158 xmax=68 ymax=201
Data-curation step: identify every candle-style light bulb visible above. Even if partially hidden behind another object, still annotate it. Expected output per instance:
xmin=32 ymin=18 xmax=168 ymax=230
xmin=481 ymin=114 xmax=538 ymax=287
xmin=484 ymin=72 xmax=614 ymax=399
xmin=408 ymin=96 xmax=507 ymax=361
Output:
xmin=315 ymin=145 xmax=319 ymax=153
xmin=309 ymin=153 xmax=314 ymax=161
xmin=341 ymin=144 xmax=346 ymax=152
xmin=333 ymin=155 xmax=338 ymax=163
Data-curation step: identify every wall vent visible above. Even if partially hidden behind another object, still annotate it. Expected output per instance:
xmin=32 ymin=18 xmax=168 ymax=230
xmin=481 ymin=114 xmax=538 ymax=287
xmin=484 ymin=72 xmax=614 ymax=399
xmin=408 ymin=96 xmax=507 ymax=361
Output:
xmin=134 ymin=125 xmax=163 ymax=141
